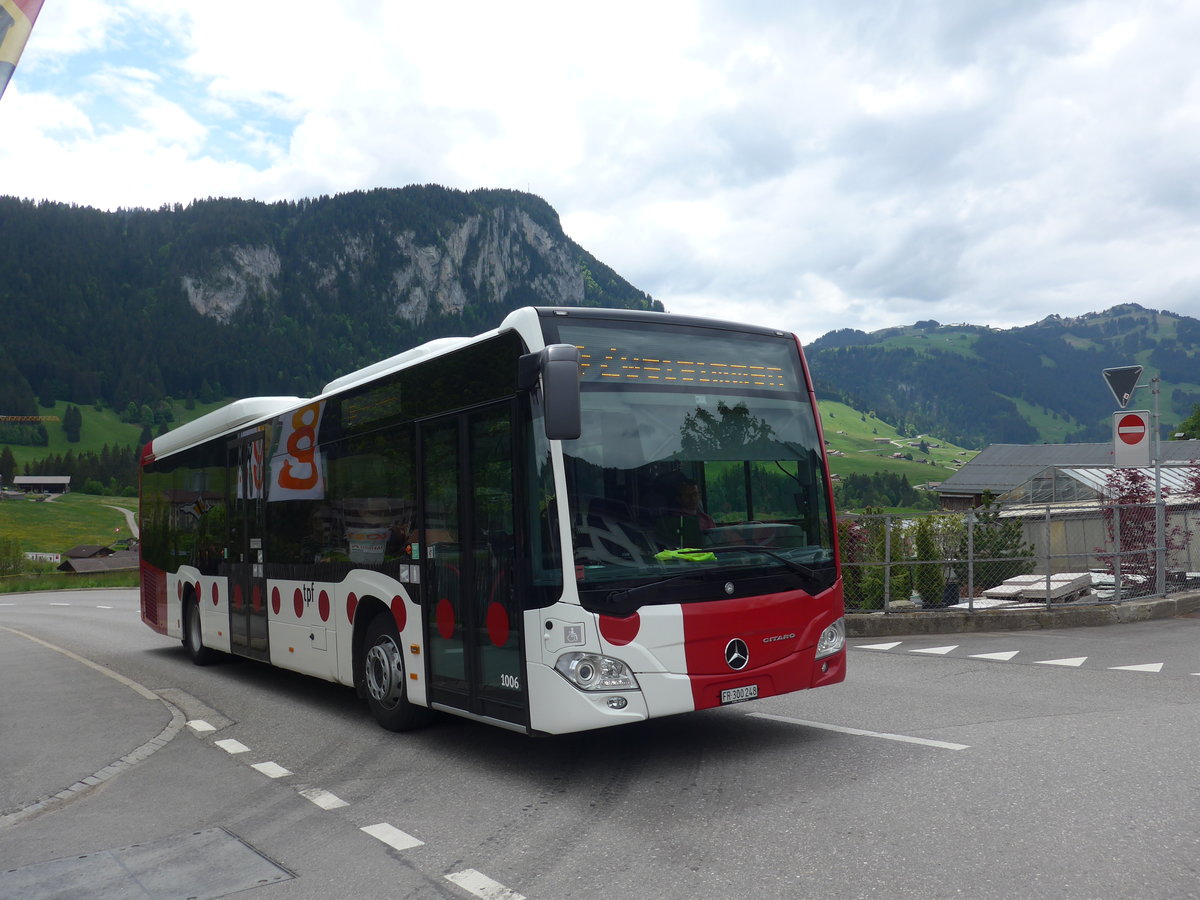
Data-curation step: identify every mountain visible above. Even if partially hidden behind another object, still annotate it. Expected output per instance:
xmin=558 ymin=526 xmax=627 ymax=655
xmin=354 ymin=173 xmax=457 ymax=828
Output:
xmin=0 ymin=186 xmax=661 ymax=418
xmin=805 ymin=304 xmax=1200 ymax=449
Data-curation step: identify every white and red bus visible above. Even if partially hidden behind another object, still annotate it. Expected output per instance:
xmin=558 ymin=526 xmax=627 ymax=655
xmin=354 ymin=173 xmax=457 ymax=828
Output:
xmin=140 ymin=307 xmax=845 ymax=735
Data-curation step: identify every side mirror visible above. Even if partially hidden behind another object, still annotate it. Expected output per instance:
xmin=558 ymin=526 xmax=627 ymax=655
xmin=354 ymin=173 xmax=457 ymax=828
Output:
xmin=518 ymin=344 xmax=581 ymax=440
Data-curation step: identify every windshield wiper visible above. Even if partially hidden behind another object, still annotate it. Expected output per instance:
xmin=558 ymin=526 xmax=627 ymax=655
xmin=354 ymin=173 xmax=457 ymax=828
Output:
xmin=704 ymin=546 xmax=825 ymax=585
xmin=601 ymin=571 xmax=708 ymax=613
xmin=596 ymin=548 xmax=829 ymax=616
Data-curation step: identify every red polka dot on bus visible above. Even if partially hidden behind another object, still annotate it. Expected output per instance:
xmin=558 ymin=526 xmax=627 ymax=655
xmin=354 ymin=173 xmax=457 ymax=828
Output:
xmin=212 ymin=583 xmax=220 ymax=606
xmin=319 ymin=590 xmax=330 ymax=622
xmin=195 ymin=582 xmax=201 ymax=601
xmin=390 ymin=595 xmax=406 ymax=632
xmin=252 ymin=585 xmax=263 ymax=613
xmin=271 ymin=586 xmax=281 ymax=615
xmin=293 ymin=588 xmax=304 ymax=619
xmin=176 ymin=581 xmax=182 ymax=600
xmin=599 ymin=612 xmax=641 ymax=646
xmin=487 ymin=602 xmax=510 ymax=647
xmin=436 ymin=597 xmax=455 ymax=640
xmin=232 ymin=585 xmax=243 ymax=611
xmin=346 ymin=592 xmax=358 ymax=624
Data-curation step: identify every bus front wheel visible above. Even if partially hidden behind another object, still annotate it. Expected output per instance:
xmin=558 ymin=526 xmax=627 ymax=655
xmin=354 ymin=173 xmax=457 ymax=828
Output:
xmin=362 ymin=613 xmax=428 ymax=732
xmin=183 ymin=599 xmax=218 ymax=665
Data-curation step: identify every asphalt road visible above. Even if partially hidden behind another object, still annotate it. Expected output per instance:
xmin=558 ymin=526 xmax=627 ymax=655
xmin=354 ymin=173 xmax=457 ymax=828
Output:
xmin=3 ymin=589 xmax=1200 ymax=899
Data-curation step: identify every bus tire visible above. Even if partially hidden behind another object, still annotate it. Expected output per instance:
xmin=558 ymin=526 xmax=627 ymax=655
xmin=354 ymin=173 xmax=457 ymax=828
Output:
xmin=183 ymin=598 xmax=218 ymax=665
xmin=362 ymin=613 xmax=428 ymax=732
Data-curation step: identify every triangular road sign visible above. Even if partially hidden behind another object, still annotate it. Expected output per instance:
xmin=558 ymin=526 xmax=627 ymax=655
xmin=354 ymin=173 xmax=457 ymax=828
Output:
xmin=1102 ymin=365 xmax=1143 ymax=408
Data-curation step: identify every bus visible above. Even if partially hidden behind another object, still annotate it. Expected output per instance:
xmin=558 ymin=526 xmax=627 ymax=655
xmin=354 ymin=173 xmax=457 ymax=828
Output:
xmin=139 ymin=306 xmax=845 ymax=735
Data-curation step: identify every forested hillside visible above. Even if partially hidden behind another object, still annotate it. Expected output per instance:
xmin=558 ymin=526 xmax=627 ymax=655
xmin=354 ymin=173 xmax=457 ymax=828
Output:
xmin=806 ymin=304 xmax=1200 ymax=449
xmin=0 ymin=186 xmax=660 ymax=420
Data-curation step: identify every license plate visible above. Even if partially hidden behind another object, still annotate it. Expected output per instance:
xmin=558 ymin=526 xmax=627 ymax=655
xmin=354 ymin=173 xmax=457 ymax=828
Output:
xmin=720 ymin=684 xmax=759 ymax=705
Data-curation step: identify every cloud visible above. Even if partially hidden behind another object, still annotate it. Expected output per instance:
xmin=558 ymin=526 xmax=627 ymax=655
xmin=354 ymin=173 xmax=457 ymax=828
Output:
xmin=3 ymin=0 xmax=1200 ymax=342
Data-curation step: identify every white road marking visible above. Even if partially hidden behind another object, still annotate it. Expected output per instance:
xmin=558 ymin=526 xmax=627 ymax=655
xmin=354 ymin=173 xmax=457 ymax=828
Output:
xmin=1109 ymin=662 xmax=1164 ymax=673
xmin=215 ymin=739 xmax=250 ymax=754
xmin=749 ymin=712 xmax=969 ymax=750
xmin=855 ymin=641 xmax=902 ymax=650
xmin=361 ymin=823 xmax=424 ymax=851
xmin=1035 ymin=657 xmax=1087 ymax=667
xmin=251 ymin=761 xmax=292 ymax=778
xmin=299 ymin=788 xmax=349 ymax=810
xmin=0 ymin=625 xmax=158 ymax=699
xmin=445 ymin=869 xmax=526 ymax=900
xmin=187 ymin=719 xmax=216 ymax=733
xmin=910 ymin=645 xmax=958 ymax=655
xmin=970 ymin=650 xmax=1020 ymax=661
xmin=49 ymin=602 xmax=70 ymax=607
xmin=96 ymin=605 xmax=113 ymax=609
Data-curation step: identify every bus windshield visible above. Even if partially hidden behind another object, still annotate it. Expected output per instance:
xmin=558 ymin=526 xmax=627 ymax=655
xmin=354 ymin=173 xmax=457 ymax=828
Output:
xmin=549 ymin=318 xmax=836 ymax=605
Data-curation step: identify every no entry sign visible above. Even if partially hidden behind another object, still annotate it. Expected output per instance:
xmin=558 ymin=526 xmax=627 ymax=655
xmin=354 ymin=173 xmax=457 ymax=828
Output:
xmin=1117 ymin=414 xmax=1146 ymax=445
xmin=1113 ymin=409 xmax=1151 ymax=466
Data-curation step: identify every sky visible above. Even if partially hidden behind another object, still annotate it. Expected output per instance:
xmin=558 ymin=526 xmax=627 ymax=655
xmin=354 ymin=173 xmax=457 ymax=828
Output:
xmin=2 ymin=0 xmax=1199 ymax=343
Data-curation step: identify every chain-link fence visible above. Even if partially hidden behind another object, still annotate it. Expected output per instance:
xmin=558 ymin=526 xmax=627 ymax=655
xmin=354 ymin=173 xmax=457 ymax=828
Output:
xmin=840 ymin=499 xmax=1200 ymax=614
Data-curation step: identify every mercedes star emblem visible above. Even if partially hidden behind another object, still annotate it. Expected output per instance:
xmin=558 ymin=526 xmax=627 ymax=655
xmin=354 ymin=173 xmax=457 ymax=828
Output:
xmin=725 ymin=638 xmax=749 ymax=670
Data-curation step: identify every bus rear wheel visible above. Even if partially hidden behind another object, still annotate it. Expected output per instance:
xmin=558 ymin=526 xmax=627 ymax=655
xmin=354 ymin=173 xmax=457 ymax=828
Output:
xmin=362 ymin=613 xmax=428 ymax=732
xmin=183 ymin=598 xmax=218 ymax=665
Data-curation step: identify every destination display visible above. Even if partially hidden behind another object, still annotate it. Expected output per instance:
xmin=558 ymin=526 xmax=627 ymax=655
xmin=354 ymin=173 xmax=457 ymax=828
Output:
xmin=552 ymin=322 xmax=803 ymax=393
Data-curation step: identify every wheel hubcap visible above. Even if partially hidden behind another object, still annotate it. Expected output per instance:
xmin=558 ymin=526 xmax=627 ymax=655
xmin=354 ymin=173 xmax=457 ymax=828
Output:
xmin=365 ymin=636 xmax=403 ymax=709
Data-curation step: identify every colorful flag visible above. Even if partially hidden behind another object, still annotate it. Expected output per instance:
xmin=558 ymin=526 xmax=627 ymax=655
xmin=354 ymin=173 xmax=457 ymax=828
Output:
xmin=0 ymin=0 xmax=45 ymax=101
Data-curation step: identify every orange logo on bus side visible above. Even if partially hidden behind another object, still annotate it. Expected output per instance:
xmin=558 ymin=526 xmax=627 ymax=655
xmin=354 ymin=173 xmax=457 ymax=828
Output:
xmin=278 ymin=404 xmax=320 ymax=490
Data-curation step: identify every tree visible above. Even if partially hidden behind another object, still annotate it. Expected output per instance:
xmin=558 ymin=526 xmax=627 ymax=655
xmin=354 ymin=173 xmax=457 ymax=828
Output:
xmin=0 ymin=536 xmax=26 ymax=575
xmin=913 ymin=516 xmax=946 ymax=607
xmin=1096 ymin=468 xmax=1189 ymax=588
xmin=953 ymin=491 xmax=1034 ymax=592
xmin=1175 ymin=404 xmax=1200 ymax=440
xmin=62 ymin=404 xmax=83 ymax=442
xmin=0 ymin=446 xmax=15 ymax=484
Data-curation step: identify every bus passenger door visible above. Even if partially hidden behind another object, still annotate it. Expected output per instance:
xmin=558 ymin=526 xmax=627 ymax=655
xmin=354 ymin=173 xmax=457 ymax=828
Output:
xmin=419 ymin=402 xmax=526 ymax=728
xmin=226 ymin=432 xmax=269 ymax=661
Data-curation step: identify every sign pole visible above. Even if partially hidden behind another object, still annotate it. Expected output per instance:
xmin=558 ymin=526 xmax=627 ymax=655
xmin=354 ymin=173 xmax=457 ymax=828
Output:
xmin=1153 ymin=377 xmax=1164 ymax=596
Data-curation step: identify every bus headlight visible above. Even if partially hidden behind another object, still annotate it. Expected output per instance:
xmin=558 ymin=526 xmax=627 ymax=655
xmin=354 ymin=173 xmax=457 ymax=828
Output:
xmin=555 ymin=653 xmax=638 ymax=691
xmin=815 ymin=618 xmax=846 ymax=659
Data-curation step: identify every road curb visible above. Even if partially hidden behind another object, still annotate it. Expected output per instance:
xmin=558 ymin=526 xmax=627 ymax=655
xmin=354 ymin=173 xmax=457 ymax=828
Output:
xmin=847 ymin=592 xmax=1200 ymax=637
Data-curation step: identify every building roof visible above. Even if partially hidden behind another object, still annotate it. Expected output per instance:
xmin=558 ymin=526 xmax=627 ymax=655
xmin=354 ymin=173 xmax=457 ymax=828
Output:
xmin=57 ymin=550 xmax=138 ymax=573
xmin=13 ymin=475 xmax=71 ymax=485
xmin=64 ymin=544 xmax=114 ymax=558
xmin=938 ymin=441 xmax=1200 ymax=496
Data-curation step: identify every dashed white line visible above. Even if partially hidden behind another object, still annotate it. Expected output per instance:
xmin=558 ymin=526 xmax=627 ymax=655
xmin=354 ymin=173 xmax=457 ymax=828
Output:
xmin=251 ymin=761 xmax=292 ymax=778
xmin=1036 ymin=657 xmax=1088 ymax=667
xmin=1110 ymin=662 xmax=1164 ymax=673
xmin=361 ymin=823 xmax=424 ymax=851
xmin=215 ymin=738 xmax=250 ymax=754
xmin=910 ymin=645 xmax=958 ymax=655
xmin=299 ymin=788 xmax=349 ymax=810
xmin=970 ymin=650 xmax=1020 ymax=661
xmin=855 ymin=642 xmax=902 ymax=650
xmin=187 ymin=719 xmax=216 ymax=733
xmin=96 ymin=605 xmax=114 ymax=609
xmin=49 ymin=602 xmax=71 ymax=607
xmin=749 ymin=712 xmax=969 ymax=750
xmin=445 ymin=869 xmax=526 ymax=900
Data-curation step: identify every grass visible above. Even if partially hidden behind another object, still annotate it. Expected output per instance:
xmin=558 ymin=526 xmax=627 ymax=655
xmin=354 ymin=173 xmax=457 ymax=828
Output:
xmin=1006 ymin=396 xmax=1078 ymax=444
xmin=0 ymin=570 xmax=137 ymax=594
xmin=819 ymin=400 xmax=976 ymax=486
xmin=0 ymin=492 xmax=136 ymax=554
